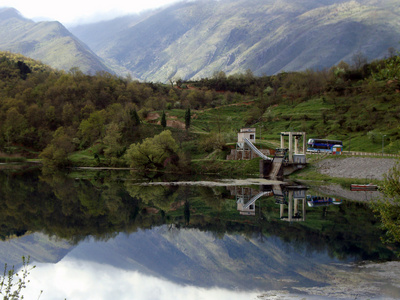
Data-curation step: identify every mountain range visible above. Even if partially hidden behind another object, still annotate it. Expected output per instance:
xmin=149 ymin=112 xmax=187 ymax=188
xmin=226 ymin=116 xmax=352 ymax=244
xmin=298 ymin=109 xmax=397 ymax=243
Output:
xmin=1 ymin=0 xmax=400 ymax=82
xmin=0 ymin=7 xmax=111 ymax=74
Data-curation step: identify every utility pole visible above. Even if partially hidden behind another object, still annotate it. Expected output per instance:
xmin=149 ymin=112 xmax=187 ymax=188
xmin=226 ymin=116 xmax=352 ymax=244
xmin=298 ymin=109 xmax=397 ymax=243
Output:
xmin=382 ymin=134 xmax=386 ymax=156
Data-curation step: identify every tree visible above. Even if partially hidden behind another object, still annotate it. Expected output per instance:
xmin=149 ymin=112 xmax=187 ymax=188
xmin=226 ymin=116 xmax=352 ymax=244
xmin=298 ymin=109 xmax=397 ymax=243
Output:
xmin=0 ymin=256 xmax=35 ymax=300
xmin=185 ymin=108 xmax=191 ymax=130
xmin=3 ymin=107 xmax=29 ymax=145
xmin=372 ymin=54 xmax=400 ymax=81
xmin=371 ymin=162 xmax=400 ymax=244
xmin=124 ymin=130 xmax=178 ymax=170
xmin=130 ymin=109 xmax=141 ymax=126
xmin=39 ymin=127 xmax=75 ymax=170
xmin=351 ymin=50 xmax=368 ymax=70
xmin=103 ymin=122 xmax=123 ymax=160
xmin=161 ymin=111 xmax=167 ymax=128
xmin=78 ymin=110 xmax=106 ymax=147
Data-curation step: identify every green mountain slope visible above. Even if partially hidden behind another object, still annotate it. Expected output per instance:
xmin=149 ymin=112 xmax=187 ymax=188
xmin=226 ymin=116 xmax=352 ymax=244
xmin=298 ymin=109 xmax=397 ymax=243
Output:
xmin=70 ymin=0 xmax=400 ymax=82
xmin=0 ymin=7 xmax=112 ymax=74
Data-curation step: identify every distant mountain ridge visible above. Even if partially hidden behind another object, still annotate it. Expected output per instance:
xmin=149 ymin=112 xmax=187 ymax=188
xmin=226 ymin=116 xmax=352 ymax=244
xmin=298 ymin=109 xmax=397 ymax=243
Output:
xmin=0 ymin=7 xmax=112 ymax=74
xmin=1 ymin=1 xmax=399 ymax=82
xmin=70 ymin=0 xmax=400 ymax=82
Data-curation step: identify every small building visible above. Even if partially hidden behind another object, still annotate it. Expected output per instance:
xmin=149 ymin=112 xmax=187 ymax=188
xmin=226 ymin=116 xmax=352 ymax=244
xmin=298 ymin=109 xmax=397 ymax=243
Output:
xmin=237 ymin=128 xmax=256 ymax=144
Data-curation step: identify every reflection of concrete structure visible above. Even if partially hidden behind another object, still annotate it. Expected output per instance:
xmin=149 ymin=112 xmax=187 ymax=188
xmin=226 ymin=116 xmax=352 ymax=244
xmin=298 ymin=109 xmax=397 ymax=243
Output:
xmin=234 ymin=184 xmax=308 ymax=219
xmin=279 ymin=188 xmax=306 ymax=222
xmin=233 ymin=184 xmax=344 ymax=223
xmin=235 ymin=186 xmax=273 ymax=215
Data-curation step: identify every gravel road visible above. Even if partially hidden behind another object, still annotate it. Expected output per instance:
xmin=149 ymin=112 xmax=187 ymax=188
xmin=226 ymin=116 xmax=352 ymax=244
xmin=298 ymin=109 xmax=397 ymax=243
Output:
xmin=315 ymin=157 xmax=399 ymax=180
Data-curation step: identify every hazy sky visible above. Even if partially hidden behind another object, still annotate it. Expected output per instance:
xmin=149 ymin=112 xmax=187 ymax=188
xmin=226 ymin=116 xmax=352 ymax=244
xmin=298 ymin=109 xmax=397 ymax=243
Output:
xmin=0 ymin=0 xmax=182 ymax=25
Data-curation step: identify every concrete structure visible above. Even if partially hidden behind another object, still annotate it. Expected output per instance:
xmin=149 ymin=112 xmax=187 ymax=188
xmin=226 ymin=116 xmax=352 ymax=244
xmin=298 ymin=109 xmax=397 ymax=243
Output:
xmin=280 ymin=132 xmax=306 ymax=163
xmin=229 ymin=129 xmax=308 ymax=178
xmin=233 ymin=128 xmax=271 ymax=160
xmin=238 ymin=128 xmax=256 ymax=144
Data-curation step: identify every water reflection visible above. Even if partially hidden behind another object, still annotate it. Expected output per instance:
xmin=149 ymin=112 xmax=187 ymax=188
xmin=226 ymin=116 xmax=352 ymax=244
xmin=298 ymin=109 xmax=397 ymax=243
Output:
xmin=234 ymin=184 xmax=344 ymax=223
xmin=0 ymin=169 xmax=399 ymax=299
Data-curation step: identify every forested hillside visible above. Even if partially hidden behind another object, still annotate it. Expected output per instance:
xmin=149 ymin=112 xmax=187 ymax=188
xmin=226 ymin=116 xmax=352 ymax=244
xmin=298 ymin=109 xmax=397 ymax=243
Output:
xmin=0 ymin=50 xmax=399 ymax=171
xmin=70 ymin=0 xmax=400 ymax=82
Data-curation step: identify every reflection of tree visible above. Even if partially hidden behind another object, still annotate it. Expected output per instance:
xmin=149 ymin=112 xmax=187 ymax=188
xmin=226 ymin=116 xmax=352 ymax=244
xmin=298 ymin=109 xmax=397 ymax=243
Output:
xmin=184 ymin=200 xmax=190 ymax=225
xmin=198 ymin=186 xmax=228 ymax=211
xmin=125 ymin=182 xmax=178 ymax=212
xmin=0 ymin=170 xmax=142 ymax=244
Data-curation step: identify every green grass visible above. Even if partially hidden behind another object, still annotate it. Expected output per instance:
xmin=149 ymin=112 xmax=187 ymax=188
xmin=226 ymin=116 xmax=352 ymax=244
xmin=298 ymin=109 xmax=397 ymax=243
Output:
xmin=68 ymin=144 xmax=105 ymax=167
xmin=190 ymin=158 xmax=261 ymax=176
xmin=0 ymin=157 xmax=27 ymax=163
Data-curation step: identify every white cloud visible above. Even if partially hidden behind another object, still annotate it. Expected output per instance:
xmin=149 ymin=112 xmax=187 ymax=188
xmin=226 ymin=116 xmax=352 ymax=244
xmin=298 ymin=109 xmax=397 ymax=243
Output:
xmin=0 ymin=0 xmax=182 ymax=25
xmin=22 ymin=258 xmax=261 ymax=300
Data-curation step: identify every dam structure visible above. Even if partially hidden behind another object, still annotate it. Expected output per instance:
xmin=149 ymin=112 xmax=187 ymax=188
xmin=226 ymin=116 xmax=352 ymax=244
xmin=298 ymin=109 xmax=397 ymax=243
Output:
xmin=228 ymin=128 xmax=307 ymax=178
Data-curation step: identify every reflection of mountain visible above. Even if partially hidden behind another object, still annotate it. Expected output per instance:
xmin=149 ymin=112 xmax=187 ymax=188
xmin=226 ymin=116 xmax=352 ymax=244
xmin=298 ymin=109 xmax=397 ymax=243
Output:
xmin=0 ymin=233 xmax=73 ymax=268
xmin=68 ymin=226 xmax=334 ymax=290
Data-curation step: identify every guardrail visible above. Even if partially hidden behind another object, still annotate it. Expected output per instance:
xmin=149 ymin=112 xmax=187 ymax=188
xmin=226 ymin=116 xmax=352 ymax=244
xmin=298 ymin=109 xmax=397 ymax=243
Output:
xmin=341 ymin=151 xmax=399 ymax=157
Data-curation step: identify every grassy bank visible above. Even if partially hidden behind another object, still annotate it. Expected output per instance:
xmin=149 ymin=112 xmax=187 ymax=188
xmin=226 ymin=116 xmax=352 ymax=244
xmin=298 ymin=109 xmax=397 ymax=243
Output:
xmin=190 ymin=158 xmax=261 ymax=177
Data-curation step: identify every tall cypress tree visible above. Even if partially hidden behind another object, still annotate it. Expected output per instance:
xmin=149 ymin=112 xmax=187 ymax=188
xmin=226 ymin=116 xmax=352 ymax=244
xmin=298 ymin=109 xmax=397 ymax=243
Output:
xmin=185 ymin=108 xmax=191 ymax=130
xmin=161 ymin=111 xmax=167 ymax=128
xmin=130 ymin=109 xmax=140 ymax=126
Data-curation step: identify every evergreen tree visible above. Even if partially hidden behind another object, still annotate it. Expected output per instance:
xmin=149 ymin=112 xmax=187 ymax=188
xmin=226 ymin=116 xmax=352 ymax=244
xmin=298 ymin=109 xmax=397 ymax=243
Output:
xmin=130 ymin=109 xmax=141 ymax=126
xmin=161 ymin=111 xmax=167 ymax=128
xmin=185 ymin=108 xmax=191 ymax=130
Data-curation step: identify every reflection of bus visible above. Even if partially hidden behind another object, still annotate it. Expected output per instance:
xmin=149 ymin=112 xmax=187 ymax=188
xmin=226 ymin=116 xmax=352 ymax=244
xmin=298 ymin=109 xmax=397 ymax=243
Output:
xmin=307 ymin=138 xmax=343 ymax=153
xmin=306 ymin=195 xmax=342 ymax=207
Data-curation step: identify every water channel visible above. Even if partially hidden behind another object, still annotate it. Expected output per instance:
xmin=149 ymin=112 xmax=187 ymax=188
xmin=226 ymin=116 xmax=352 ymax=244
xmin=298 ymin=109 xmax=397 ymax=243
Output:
xmin=0 ymin=165 xmax=399 ymax=299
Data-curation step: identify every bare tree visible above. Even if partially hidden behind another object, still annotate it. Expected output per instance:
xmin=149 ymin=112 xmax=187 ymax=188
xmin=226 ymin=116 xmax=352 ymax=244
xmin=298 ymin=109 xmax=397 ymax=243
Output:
xmin=351 ymin=50 xmax=368 ymax=70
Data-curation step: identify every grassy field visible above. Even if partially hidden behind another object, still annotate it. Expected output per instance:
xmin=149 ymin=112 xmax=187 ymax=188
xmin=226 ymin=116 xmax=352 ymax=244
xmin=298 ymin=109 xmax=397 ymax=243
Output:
xmin=163 ymin=88 xmax=400 ymax=155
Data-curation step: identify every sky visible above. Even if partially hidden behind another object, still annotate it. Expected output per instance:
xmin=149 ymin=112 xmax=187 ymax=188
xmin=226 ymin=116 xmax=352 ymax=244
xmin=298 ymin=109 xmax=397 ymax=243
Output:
xmin=0 ymin=0 xmax=182 ymax=25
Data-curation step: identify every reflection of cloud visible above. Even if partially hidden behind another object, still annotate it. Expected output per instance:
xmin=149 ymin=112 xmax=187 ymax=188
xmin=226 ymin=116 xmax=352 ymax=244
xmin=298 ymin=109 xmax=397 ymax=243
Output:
xmin=23 ymin=258 xmax=261 ymax=300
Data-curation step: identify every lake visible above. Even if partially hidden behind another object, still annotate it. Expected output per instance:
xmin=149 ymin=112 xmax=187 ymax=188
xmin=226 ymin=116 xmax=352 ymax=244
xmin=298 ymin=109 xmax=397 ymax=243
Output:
xmin=0 ymin=166 xmax=399 ymax=299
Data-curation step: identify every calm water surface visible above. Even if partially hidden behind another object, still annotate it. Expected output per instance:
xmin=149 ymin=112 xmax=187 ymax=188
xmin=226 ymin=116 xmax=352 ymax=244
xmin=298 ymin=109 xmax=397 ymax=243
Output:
xmin=0 ymin=167 xmax=399 ymax=299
